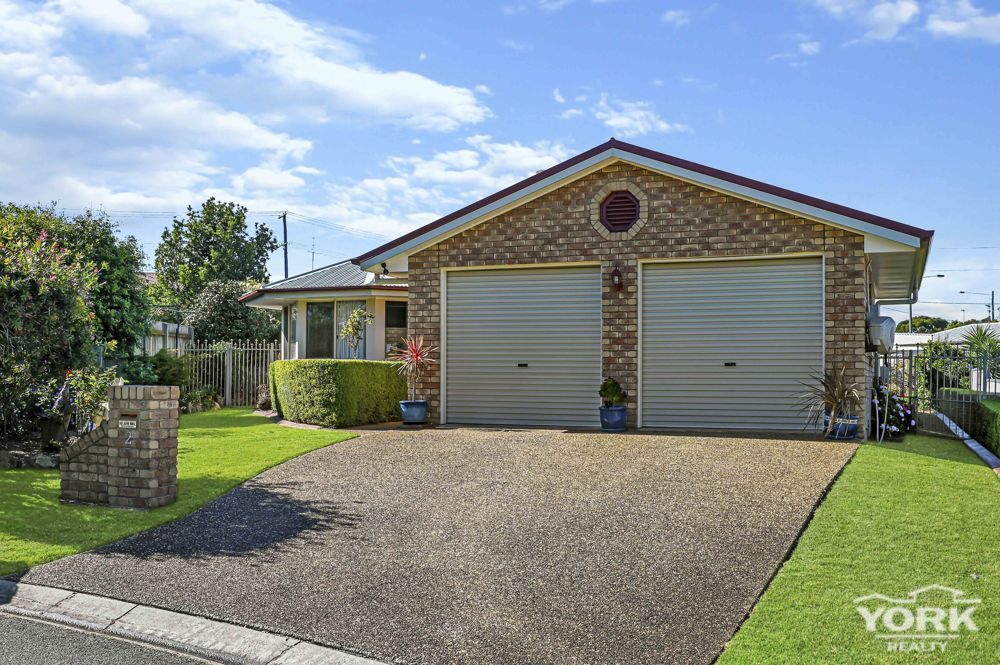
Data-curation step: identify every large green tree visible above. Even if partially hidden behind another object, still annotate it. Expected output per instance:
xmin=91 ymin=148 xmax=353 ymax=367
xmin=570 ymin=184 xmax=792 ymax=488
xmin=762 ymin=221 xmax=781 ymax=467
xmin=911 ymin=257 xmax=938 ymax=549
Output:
xmin=183 ymin=280 xmax=279 ymax=343
xmin=896 ymin=316 xmax=950 ymax=333
xmin=153 ymin=198 xmax=278 ymax=305
xmin=61 ymin=210 xmax=150 ymax=357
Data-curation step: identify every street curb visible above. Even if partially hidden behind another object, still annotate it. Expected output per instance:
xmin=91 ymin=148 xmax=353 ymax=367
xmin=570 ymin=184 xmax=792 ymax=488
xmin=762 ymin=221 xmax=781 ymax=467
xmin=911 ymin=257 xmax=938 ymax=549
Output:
xmin=935 ymin=413 xmax=1000 ymax=477
xmin=0 ymin=580 xmax=384 ymax=665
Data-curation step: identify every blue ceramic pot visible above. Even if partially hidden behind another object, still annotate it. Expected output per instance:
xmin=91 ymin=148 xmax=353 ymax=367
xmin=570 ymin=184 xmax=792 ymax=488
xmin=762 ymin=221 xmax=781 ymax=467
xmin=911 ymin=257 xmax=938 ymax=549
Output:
xmin=400 ymin=400 xmax=428 ymax=425
xmin=823 ymin=412 xmax=860 ymax=440
xmin=599 ymin=405 xmax=627 ymax=432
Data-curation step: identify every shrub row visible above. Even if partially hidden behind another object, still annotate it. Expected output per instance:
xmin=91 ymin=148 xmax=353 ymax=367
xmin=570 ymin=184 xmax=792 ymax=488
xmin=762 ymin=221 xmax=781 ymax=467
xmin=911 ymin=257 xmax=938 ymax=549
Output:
xmin=269 ymin=359 xmax=405 ymax=428
xmin=971 ymin=399 xmax=1000 ymax=456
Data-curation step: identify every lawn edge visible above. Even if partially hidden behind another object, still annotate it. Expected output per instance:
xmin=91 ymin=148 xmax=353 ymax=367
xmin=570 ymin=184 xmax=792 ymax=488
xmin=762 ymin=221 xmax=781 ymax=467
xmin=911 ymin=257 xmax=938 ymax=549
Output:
xmin=711 ymin=441 xmax=860 ymax=664
xmin=1 ymin=412 xmax=357 ymax=579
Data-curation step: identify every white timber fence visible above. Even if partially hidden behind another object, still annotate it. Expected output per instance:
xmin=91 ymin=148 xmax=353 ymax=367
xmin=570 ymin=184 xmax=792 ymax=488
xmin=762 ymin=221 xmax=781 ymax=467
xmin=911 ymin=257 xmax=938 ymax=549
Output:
xmin=169 ymin=340 xmax=280 ymax=407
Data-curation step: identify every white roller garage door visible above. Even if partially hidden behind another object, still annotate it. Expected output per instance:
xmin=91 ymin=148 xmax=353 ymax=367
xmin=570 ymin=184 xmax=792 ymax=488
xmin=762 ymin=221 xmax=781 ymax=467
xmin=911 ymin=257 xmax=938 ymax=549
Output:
xmin=641 ymin=258 xmax=824 ymax=429
xmin=445 ymin=266 xmax=602 ymax=427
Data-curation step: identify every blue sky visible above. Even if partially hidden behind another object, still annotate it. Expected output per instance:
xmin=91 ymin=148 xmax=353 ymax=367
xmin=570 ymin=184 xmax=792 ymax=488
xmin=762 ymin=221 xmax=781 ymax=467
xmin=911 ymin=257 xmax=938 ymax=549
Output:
xmin=2 ymin=0 xmax=999 ymax=321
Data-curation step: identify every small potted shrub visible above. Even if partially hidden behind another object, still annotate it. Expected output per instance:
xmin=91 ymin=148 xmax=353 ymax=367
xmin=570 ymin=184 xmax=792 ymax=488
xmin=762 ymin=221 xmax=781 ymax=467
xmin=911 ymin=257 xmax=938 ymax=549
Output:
xmin=389 ymin=335 xmax=438 ymax=425
xmin=799 ymin=368 xmax=864 ymax=440
xmin=598 ymin=377 xmax=628 ymax=432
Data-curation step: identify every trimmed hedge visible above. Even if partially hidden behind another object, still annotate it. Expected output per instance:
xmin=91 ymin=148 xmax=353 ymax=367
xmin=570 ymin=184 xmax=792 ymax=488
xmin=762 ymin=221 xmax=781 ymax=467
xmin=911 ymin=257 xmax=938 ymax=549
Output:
xmin=269 ymin=359 xmax=405 ymax=428
xmin=971 ymin=399 xmax=1000 ymax=456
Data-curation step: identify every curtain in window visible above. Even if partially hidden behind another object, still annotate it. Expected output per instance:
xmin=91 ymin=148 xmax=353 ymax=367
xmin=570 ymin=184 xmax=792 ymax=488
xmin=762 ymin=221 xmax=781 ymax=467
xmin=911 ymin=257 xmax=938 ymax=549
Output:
xmin=336 ymin=301 xmax=367 ymax=359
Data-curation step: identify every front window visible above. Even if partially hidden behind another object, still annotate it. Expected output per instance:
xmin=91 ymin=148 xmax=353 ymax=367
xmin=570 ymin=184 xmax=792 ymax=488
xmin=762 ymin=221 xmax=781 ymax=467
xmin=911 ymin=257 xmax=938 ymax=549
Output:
xmin=385 ymin=301 xmax=407 ymax=328
xmin=306 ymin=303 xmax=335 ymax=358
xmin=336 ymin=301 xmax=367 ymax=359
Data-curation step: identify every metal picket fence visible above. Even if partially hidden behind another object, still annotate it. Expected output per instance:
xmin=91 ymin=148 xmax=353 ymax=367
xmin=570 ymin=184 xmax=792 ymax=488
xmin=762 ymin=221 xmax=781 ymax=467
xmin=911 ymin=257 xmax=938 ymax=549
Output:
xmin=171 ymin=340 xmax=280 ymax=407
xmin=879 ymin=345 xmax=1000 ymax=437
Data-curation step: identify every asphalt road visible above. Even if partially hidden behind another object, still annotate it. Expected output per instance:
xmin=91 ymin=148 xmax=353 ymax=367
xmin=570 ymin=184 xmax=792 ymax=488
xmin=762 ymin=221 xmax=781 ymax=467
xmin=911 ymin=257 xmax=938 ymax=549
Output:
xmin=0 ymin=614 xmax=208 ymax=665
xmin=20 ymin=428 xmax=854 ymax=664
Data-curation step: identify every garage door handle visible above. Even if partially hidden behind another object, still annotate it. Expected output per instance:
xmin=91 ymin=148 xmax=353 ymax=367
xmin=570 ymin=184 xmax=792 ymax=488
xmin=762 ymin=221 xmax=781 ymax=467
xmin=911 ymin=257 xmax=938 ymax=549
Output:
xmin=724 ymin=362 xmax=737 ymax=367
xmin=517 ymin=363 xmax=529 ymax=368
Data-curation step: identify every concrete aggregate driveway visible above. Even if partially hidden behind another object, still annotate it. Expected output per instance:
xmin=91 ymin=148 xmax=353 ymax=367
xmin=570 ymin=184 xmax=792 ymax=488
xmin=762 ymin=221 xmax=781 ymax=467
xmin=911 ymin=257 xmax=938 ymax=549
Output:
xmin=19 ymin=428 xmax=854 ymax=665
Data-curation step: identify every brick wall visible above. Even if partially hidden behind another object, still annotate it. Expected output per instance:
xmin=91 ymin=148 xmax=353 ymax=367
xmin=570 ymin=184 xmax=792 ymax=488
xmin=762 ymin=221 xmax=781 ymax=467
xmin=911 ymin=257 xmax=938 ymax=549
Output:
xmin=408 ymin=163 xmax=868 ymax=427
xmin=61 ymin=385 xmax=180 ymax=509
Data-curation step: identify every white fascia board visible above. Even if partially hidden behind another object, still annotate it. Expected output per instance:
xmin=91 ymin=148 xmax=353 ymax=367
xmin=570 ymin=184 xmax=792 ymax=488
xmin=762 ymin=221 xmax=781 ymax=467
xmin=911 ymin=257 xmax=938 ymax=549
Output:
xmin=359 ymin=149 xmax=922 ymax=271
xmin=616 ymin=149 xmax=922 ymax=248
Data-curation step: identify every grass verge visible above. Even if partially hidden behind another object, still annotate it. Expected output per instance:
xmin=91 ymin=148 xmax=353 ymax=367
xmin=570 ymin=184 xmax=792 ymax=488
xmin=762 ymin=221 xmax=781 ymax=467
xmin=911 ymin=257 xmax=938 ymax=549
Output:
xmin=719 ymin=434 xmax=999 ymax=664
xmin=1 ymin=408 xmax=354 ymax=576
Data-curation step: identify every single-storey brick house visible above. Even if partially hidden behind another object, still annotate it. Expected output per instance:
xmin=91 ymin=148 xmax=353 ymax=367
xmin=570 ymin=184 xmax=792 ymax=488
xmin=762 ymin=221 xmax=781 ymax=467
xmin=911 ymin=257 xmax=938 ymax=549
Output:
xmin=348 ymin=139 xmax=933 ymax=431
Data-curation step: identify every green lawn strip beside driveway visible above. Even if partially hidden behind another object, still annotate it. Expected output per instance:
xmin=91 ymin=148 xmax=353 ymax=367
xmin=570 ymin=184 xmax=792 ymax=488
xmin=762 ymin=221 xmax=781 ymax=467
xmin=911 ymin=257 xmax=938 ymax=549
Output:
xmin=719 ymin=435 xmax=1000 ymax=664
xmin=1 ymin=408 xmax=354 ymax=576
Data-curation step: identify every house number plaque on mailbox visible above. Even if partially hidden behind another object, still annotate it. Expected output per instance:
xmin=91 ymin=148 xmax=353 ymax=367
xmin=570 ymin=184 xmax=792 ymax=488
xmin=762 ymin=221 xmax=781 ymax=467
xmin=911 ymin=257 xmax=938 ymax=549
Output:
xmin=118 ymin=413 xmax=138 ymax=429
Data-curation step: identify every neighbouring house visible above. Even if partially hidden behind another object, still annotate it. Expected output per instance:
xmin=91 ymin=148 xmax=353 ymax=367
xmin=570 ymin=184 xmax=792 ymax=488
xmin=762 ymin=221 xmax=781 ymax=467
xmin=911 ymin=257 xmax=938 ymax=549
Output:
xmin=894 ymin=323 xmax=1000 ymax=349
xmin=929 ymin=322 xmax=1000 ymax=344
xmin=894 ymin=332 xmax=932 ymax=349
xmin=139 ymin=322 xmax=195 ymax=355
xmin=347 ymin=138 xmax=933 ymax=431
xmin=240 ymin=260 xmax=408 ymax=361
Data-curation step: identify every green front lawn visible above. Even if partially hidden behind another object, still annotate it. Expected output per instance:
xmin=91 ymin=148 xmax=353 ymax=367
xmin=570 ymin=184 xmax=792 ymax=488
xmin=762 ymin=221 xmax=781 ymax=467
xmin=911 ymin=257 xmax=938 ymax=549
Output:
xmin=1 ymin=408 xmax=354 ymax=576
xmin=720 ymin=435 xmax=999 ymax=664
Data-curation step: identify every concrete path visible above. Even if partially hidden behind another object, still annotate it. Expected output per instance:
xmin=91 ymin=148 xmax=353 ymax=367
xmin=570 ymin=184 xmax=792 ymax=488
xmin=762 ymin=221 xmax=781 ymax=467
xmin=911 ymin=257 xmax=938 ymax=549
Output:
xmin=0 ymin=580 xmax=379 ymax=664
xmin=16 ymin=428 xmax=855 ymax=664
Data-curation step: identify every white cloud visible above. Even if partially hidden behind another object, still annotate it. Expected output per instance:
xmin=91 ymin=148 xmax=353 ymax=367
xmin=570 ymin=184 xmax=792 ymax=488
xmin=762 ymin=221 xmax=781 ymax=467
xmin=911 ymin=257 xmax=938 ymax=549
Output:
xmin=807 ymin=0 xmax=920 ymax=40
xmin=499 ymin=38 xmax=534 ymax=52
xmin=662 ymin=9 xmax=691 ymax=27
xmin=232 ymin=165 xmax=323 ymax=196
xmin=553 ymin=88 xmax=566 ymax=103
xmin=559 ymin=108 xmax=584 ymax=119
xmin=799 ymin=40 xmax=823 ymax=54
xmin=475 ymin=84 xmax=494 ymax=95
xmin=592 ymin=94 xmax=689 ymax=137
xmin=539 ymin=0 xmax=575 ymax=10
xmin=131 ymin=0 xmax=491 ymax=131
xmin=54 ymin=0 xmax=149 ymax=36
xmin=927 ymin=0 xmax=1000 ymax=43
xmin=304 ymin=136 xmax=573 ymax=238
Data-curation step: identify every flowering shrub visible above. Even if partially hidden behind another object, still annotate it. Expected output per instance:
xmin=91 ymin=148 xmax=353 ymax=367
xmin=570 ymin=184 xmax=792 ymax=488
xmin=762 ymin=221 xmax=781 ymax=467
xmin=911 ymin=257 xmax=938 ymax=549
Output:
xmin=0 ymin=225 xmax=96 ymax=441
xmin=871 ymin=381 xmax=917 ymax=440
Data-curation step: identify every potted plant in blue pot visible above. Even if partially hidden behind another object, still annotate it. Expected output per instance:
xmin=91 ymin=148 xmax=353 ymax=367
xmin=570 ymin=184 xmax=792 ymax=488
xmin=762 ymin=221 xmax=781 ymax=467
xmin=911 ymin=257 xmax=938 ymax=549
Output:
xmin=799 ymin=367 xmax=863 ymax=440
xmin=598 ymin=377 xmax=628 ymax=432
xmin=389 ymin=335 xmax=437 ymax=426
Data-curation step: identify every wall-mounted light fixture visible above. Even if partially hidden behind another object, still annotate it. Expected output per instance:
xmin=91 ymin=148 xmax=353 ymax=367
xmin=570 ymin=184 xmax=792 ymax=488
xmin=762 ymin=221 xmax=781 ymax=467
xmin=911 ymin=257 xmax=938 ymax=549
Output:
xmin=381 ymin=262 xmax=390 ymax=276
xmin=610 ymin=266 xmax=623 ymax=291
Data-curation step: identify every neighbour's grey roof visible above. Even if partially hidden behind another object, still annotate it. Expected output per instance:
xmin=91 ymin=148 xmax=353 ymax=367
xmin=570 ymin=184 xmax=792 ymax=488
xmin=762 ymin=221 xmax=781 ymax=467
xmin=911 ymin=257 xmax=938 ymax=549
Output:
xmin=260 ymin=260 xmax=377 ymax=290
xmin=240 ymin=260 xmax=406 ymax=304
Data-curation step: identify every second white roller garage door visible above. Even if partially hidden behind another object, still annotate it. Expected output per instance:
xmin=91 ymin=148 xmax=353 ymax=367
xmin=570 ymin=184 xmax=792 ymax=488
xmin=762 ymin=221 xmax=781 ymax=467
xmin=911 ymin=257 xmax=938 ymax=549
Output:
xmin=641 ymin=258 xmax=824 ymax=430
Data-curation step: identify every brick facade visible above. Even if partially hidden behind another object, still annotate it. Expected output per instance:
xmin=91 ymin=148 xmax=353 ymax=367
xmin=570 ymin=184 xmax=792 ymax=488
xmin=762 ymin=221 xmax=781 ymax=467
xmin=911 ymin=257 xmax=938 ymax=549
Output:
xmin=408 ymin=163 xmax=868 ymax=427
xmin=61 ymin=385 xmax=180 ymax=509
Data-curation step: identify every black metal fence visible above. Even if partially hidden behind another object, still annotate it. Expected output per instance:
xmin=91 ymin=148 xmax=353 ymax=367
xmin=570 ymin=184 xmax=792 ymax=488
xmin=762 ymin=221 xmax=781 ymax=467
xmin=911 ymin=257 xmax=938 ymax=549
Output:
xmin=880 ymin=345 xmax=1000 ymax=437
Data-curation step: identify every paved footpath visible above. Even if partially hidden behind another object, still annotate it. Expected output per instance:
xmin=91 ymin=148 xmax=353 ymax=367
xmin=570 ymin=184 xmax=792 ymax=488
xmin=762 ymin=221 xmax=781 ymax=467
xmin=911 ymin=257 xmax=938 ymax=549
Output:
xmin=0 ymin=580 xmax=381 ymax=665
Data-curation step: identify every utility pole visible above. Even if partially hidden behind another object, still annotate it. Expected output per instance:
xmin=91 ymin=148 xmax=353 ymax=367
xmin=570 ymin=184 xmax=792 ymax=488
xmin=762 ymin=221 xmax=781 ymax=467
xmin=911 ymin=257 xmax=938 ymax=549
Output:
xmin=281 ymin=211 xmax=289 ymax=279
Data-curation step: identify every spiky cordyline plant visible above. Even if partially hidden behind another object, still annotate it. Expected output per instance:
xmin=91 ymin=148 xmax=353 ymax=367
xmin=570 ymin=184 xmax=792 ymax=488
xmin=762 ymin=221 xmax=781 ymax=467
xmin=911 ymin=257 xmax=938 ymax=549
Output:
xmin=388 ymin=335 xmax=438 ymax=401
xmin=798 ymin=367 xmax=864 ymax=436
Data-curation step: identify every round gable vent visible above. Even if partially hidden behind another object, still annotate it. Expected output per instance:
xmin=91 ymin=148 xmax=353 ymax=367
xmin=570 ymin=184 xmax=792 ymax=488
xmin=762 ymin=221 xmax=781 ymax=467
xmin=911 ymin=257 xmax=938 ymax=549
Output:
xmin=600 ymin=191 xmax=640 ymax=232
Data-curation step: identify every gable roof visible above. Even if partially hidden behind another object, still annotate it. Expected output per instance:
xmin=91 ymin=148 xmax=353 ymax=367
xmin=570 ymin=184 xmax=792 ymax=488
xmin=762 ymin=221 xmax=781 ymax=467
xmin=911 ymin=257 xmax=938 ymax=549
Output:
xmin=354 ymin=138 xmax=933 ymax=271
xmin=239 ymin=260 xmax=406 ymax=305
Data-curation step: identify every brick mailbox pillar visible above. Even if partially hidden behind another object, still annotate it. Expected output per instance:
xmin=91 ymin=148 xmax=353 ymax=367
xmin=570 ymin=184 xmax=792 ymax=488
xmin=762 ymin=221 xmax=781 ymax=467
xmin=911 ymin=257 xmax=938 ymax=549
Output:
xmin=61 ymin=385 xmax=179 ymax=509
